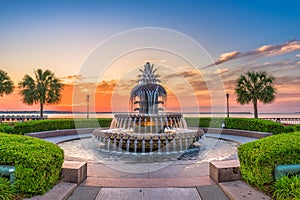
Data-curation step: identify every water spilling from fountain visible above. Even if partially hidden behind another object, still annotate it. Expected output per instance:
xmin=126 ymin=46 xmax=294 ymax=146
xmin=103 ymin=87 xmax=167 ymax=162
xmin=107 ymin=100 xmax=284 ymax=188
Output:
xmin=93 ymin=62 xmax=204 ymax=154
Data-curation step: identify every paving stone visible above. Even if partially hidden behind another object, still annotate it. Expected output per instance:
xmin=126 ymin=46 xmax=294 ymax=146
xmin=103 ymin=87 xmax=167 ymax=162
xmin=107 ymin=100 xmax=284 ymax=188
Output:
xmin=95 ymin=188 xmax=201 ymax=200
xmin=219 ymin=180 xmax=272 ymax=200
xmin=81 ymin=176 xmax=215 ymax=187
xmin=197 ymin=185 xmax=230 ymax=200
xmin=68 ymin=186 xmax=100 ymax=200
xmin=149 ymin=162 xmax=209 ymax=178
xmin=88 ymin=162 xmax=149 ymax=178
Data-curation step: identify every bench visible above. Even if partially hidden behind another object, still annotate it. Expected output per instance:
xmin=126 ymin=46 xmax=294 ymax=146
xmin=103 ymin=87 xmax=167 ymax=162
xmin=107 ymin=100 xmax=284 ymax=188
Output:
xmin=275 ymin=164 xmax=300 ymax=180
xmin=0 ymin=165 xmax=15 ymax=183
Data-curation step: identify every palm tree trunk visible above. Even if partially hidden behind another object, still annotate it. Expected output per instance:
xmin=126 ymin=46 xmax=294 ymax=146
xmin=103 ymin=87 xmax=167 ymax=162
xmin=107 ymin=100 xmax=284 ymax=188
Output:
xmin=253 ymin=99 xmax=258 ymax=118
xmin=40 ymin=103 xmax=44 ymax=119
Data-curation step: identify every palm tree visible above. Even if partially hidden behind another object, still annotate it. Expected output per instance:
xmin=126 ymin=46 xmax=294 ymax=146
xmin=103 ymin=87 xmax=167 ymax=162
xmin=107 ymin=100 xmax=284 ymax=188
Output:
xmin=235 ymin=71 xmax=276 ymax=118
xmin=18 ymin=69 xmax=64 ymax=119
xmin=0 ymin=70 xmax=14 ymax=97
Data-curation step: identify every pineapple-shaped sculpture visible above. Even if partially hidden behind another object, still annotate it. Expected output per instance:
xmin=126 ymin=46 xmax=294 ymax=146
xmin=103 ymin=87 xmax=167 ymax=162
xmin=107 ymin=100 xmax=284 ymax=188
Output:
xmin=130 ymin=62 xmax=167 ymax=114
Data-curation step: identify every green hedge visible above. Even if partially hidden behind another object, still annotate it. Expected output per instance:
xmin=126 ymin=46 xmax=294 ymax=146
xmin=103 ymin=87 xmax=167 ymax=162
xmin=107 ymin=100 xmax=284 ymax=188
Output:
xmin=0 ymin=133 xmax=64 ymax=196
xmin=272 ymin=175 xmax=300 ymax=200
xmin=186 ymin=117 xmax=284 ymax=134
xmin=185 ymin=117 xmax=225 ymax=128
xmin=225 ymin=118 xmax=284 ymax=134
xmin=0 ymin=177 xmax=15 ymax=200
xmin=283 ymin=125 xmax=295 ymax=133
xmin=294 ymin=124 xmax=300 ymax=132
xmin=0 ymin=118 xmax=112 ymax=135
xmin=238 ymin=131 xmax=300 ymax=193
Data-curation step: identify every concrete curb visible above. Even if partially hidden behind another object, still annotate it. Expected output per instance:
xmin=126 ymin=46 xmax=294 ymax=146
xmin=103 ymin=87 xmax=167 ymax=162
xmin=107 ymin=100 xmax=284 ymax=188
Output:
xmin=24 ymin=182 xmax=77 ymax=200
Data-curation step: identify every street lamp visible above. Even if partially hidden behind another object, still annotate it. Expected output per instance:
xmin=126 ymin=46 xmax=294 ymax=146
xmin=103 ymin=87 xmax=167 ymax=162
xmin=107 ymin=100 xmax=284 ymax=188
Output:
xmin=226 ymin=93 xmax=229 ymax=118
xmin=86 ymin=94 xmax=90 ymax=119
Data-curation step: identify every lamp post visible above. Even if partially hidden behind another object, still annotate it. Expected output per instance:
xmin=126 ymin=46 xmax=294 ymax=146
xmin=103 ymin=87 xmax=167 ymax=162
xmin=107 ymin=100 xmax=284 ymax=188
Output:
xmin=226 ymin=93 xmax=229 ymax=118
xmin=86 ymin=94 xmax=90 ymax=119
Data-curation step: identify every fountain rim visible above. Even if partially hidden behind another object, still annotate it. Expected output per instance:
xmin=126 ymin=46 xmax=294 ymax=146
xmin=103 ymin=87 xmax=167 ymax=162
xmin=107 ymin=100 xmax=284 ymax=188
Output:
xmin=113 ymin=112 xmax=185 ymax=117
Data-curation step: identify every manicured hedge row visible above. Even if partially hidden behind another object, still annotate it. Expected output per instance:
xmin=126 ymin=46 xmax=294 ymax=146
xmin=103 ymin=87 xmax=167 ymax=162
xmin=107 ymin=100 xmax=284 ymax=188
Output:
xmin=238 ymin=131 xmax=300 ymax=193
xmin=0 ymin=133 xmax=64 ymax=196
xmin=185 ymin=117 xmax=224 ymax=128
xmin=0 ymin=177 xmax=15 ymax=200
xmin=225 ymin=118 xmax=284 ymax=135
xmin=0 ymin=118 xmax=112 ymax=135
xmin=294 ymin=124 xmax=300 ymax=132
xmin=186 ymin=117 xmax=284 ymax=134
xmin=0 ymin=117 xmax=285 ymax=135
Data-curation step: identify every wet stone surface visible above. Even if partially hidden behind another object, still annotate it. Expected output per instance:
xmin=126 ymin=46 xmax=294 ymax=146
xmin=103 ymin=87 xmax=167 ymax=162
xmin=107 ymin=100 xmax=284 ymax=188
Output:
xmin=58 ymin=137 xmax=238 ymax=164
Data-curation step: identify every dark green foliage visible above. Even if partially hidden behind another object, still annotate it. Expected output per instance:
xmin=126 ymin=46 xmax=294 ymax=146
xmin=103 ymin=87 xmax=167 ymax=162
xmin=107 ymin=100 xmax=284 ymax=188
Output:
xmin=238 ymin=132 xmax=300 ymax=193
xmin=235 ymin=71 xmax=276 ymax=118
xmin=186 ymin=117 xmax=284 ymax=134
xmin=225 ymin=118 xmax=284 ymax=134
xmin=18 ymin=69 xmax=64 ymax=118
xmin=0 ymin=133 xmax=64 ymax=196
xmin=0 ymin=70 xmax=14 ymax=97
xmin=0 ymin=177 xmax=14 ymax=200
xmin=0 ymin=118 xmax=112 ymax=134
xmin=272 ymin=175 xmax=300 ymax=200
xmin=283 ymin=125 xmax=295 ymax=133
xmin=185 ymin=117 xmax=225 ymax=128
xmin=294 ymin=124 xmax=300 ymax=132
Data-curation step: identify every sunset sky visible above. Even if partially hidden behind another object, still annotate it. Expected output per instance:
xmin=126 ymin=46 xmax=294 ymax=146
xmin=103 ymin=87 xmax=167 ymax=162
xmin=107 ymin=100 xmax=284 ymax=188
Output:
xmin=0 ymin=0 xmax=300 ymax=114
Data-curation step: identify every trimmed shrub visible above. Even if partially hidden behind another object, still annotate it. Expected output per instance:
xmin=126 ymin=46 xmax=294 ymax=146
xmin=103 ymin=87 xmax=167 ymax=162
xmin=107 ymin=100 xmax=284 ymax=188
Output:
xmin=283 ymin=125 xmax=295 ymax=133
xmin=186 ymin=117 xmax=209 ymax=127
xmin=185 ymin=117 xmax=227 ymax=128
xmin=0 ymin=118 xmax=112 ymax=135
xmin=294 ymin=124 xmax=300 ymax=132
xmin=225 ymin=118 xmax=284 ymax=134
xmin=186 ymin=117 xmax=284 ymax=134
xmin=272 ymin=175 xmax=300 ymax=200
xmin=0 ymin=133 xmax=64 ymax=196
xmin=0 ymin=177 xmax=15 ymax=200
xmin=238 ymin=131 xmax=300 ymax=193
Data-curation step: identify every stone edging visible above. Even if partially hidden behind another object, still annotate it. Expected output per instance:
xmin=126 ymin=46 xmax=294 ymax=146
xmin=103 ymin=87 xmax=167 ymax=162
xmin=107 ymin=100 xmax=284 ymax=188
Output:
xmin=200 ymin=128 xmax=272 ymax=139
xmin=25 ymin=128 xmax=97 ymax=139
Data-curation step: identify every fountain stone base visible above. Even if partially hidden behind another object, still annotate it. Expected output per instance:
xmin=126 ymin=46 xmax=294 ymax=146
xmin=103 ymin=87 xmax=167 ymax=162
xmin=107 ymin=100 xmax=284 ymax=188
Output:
xmin=93 ymin=115 xmax=204 ymax=153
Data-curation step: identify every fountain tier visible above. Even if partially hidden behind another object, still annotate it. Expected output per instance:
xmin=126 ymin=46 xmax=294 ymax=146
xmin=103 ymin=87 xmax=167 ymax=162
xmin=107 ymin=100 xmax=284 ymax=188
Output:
xmin=93 ymin=128 xmax=203 ymax=153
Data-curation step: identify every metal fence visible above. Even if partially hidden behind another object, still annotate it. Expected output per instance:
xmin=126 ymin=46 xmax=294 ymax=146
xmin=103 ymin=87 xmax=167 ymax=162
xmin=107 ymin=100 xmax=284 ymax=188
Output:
xmin=262 ymin=118 xmax=300 ymax=125
xmin=0 ymin=115 xmax=48 ymax=122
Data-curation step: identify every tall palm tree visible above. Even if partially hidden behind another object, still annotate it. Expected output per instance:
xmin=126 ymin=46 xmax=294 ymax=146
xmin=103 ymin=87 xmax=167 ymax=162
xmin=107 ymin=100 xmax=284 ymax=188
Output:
xmin=18 ymin=69 xmax=64 ymax=119
xmin=0 ymin=70 xmax=14 ymax=97
xmin=235 ymin=71 xmax=276 ymax=118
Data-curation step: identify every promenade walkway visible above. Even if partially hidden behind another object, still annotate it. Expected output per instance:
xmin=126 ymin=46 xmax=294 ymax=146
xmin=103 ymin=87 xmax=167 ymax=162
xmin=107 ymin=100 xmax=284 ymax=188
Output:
xmin=26 ymin=131 xmax=271 ymax=200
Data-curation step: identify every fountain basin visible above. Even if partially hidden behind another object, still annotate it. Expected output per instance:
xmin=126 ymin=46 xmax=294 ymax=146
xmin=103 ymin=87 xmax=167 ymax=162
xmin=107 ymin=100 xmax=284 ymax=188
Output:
xmin=93 ymin=128 xmax=204 ymax=153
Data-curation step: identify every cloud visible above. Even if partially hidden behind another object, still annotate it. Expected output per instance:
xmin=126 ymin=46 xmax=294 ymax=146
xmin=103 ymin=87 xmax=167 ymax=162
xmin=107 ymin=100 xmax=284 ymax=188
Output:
xmin=205 ymin=40 xmax=300 ymax=68
xmin=217 ymin=68 xmax=229 ymax=74
xmin=60 ymin=74 xmax=100 ymax=84
xmin=216 ymin=51 xmax=241 ymax=65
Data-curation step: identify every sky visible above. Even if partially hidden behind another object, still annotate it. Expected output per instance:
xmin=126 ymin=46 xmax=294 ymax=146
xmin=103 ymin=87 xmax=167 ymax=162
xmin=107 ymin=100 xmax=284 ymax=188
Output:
xmin=0 ymin=0 xmax=300 ymax=114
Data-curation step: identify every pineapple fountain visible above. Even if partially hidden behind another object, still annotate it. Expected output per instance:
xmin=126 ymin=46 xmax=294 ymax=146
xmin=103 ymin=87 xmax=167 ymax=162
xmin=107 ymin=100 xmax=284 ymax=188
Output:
xmin=93 ymin=62 xmax=204 ymax=153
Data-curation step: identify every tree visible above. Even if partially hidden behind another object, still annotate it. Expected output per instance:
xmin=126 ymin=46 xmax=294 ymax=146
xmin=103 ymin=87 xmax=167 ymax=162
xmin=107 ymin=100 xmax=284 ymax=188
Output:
xmin=0 ymin=70 xmax=14 ymax=97
xmin=18 ymin=69 xmax=64 ymax=118
xmin=235 ymin=71 xmax=276 ymax=118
